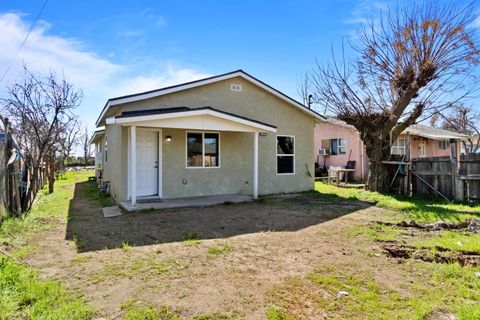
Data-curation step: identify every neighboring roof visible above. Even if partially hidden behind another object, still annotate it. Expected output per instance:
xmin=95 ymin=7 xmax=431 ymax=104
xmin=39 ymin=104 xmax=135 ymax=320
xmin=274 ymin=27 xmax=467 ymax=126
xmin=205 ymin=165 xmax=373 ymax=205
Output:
xmin=89 ymin=127 xmax=105 ymax=145
xmin=323 ymin=117 xmax=468 ymax=140
xmin=108 ymin=106 xmax=277 ymax=133
xmin=95 ymin=69 xmax=326 ymax=126
xmin=323 ymin=117 xmax=356 ymax=130
xmin=405 ymin=124 xmax=468 ymax=140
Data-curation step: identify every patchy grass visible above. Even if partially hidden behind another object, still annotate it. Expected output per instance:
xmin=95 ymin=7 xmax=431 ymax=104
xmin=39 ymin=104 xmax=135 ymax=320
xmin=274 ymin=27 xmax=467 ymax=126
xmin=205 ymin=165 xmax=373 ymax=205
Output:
xmin=315 ymin=182 xmax=480 ymax=223
xmin=270 ymin=263 xmax=480 ymax=319
xmin=416 ymin=231 xmax=480 ymax=254
xmin=193 ymin=312 xmax=237 ymax=319
xmin=348 ymin=224 xmax=401 ymax=242
xmin=80 ymin=180 xmax=114 ymax=208
xmin=207 ymin=243 xmax=232 ymax=255
xmin=0 ymin=172 xmax=97 ymax=319
xmin=0 ymin=171 xmax=92 ymax=250
xmin=265 ymin=305 xmax=294 ymax=320
xmin=182 ymin=232 xmax=201 ymax=246
xmin=121 ymin=300 xmax=180 ymax=320
xmin=89 ymin=257 xmax=177 ymax=284
xmin=0 ymin=256 xmax=94 ymax=319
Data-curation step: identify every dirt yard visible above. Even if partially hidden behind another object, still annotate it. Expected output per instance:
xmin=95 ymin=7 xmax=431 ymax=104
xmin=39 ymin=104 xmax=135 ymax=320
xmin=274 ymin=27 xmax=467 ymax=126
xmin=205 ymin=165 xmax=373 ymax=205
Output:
xmin=16 ymin=178 xmax=480 ymax=319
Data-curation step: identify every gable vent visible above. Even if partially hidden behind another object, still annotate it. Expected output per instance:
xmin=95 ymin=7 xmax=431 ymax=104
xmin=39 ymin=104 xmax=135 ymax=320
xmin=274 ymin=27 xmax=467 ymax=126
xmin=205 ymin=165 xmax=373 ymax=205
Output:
xmin=230 ymin=84 xmax=242 ymax=92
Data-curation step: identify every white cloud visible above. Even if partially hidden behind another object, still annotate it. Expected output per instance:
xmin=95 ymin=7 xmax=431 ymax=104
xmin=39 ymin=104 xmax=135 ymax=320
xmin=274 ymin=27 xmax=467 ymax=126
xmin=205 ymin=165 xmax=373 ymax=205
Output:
xmin=342 ymin=1 xmax=388 ymax=25
xmin=0 ymin=12 xmax=210 ymax=129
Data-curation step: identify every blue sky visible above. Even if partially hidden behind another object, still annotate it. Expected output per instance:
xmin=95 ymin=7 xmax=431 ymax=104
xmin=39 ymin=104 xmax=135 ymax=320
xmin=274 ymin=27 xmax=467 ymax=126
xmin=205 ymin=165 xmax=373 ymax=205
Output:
xmin=0 ymin=0 xmax=476 ymax=132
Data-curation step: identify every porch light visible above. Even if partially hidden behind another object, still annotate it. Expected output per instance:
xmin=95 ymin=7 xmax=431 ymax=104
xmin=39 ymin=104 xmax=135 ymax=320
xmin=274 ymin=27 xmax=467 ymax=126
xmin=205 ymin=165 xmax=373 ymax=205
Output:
xmin=165 ymin=135 xmax=172 ymax=142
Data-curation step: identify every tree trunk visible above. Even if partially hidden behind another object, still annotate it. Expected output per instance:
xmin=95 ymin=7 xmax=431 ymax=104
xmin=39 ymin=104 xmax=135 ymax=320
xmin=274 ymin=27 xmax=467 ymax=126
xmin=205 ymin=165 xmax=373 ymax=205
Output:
xmin=47 ymin=157 xmax=55 ymax=194
xmin=362 ymin=132 xmax=391 ymax=193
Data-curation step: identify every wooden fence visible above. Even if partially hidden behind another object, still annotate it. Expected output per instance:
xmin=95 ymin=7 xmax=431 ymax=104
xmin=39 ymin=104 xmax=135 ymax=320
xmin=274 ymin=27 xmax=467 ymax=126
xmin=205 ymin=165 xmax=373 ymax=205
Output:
xmin=411 ymin=155 xmax=480 ymax=202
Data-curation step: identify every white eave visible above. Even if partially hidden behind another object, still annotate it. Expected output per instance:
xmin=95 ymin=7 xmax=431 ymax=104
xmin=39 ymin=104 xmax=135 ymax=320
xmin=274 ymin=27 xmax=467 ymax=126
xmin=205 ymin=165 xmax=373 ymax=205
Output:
xmin=95 ymin=70 xmax=325 ymax=126
xmin=89 ymin=128 xmax=105 ymax=145
xmin=107 ymin=108 xmax=277 ymax=133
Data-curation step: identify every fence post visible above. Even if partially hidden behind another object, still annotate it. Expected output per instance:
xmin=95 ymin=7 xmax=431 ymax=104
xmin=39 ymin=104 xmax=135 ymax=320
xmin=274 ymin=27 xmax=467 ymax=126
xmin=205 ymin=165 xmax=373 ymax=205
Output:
xmin=450 ymin=138 xmax=463 ymax=201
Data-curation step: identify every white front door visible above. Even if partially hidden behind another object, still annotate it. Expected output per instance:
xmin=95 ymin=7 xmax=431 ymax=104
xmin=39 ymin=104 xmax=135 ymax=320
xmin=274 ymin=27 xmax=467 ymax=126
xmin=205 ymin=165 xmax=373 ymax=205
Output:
xmin=136 ymin=130 xmax=158 ymax=197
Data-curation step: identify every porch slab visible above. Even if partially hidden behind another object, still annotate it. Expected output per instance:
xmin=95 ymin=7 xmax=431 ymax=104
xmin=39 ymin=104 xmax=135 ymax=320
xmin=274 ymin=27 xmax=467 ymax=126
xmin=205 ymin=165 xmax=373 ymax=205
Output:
xmin=120 ymin=194 xmax=253 ymax=212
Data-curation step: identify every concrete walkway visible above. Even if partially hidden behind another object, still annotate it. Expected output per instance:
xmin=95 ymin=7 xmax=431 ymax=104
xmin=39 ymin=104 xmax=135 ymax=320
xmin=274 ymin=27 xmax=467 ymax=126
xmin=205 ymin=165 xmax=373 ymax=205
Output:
xmin=120 ymin=194 xmax=253 ymax=212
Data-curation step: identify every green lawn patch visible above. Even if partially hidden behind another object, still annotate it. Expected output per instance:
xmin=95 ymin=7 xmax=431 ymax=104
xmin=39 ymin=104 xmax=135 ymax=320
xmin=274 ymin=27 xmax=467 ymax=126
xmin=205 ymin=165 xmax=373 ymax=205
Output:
xmin=315 ymin=182 xmax=480 ymax=223
xmin=0 ymin=256 xmax=93 ymax=319
xmin=416 ymin=231 xmax=480 ymax=254
xmin=0 ymin=171 xmax=96 ymax=319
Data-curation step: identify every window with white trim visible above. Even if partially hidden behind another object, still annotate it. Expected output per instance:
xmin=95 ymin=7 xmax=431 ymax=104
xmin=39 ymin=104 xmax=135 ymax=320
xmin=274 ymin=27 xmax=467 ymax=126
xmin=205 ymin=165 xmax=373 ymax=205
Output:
xmin=391 ymin=138 xmax=407 ymax=155
xmin=187 ymin=132 xmax=219 ymax=168
xmin=104 ymin=137 xmax=108 ymax=163
xmin=277 ymin=136 xmax=295 ymax=174
xmin=330 ymin=138 xmax=346 ymax=155
xmin=438 ymin=140 xmax=449 ymax=150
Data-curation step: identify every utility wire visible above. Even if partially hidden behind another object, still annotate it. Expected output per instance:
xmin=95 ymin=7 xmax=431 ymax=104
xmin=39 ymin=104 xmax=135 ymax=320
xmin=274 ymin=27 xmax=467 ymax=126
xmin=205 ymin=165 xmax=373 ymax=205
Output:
xmin=0 ymin=0 xmax=49 ymax=84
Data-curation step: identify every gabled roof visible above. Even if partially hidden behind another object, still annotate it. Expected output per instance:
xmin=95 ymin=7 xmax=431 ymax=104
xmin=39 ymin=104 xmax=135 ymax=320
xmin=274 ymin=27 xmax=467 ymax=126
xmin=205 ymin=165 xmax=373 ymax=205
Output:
xmin=95 ymin=69 xmax=325 ymax=126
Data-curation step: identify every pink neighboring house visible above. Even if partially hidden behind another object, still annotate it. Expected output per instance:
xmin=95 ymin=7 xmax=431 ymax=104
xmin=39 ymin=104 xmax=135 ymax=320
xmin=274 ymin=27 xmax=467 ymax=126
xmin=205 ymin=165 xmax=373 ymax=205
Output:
xmin=315 ymin=118 xmax=468 ymax=181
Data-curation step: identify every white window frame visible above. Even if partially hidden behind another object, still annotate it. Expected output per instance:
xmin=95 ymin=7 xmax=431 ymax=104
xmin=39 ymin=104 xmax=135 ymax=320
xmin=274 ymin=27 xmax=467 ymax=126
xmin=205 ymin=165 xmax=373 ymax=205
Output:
xmin=186 ymin=131 xmax=221 ymax=169
xmin=391 ymin=138 xmax=407 ymax=155
xmin=330 ymin=138 xmax=347 ymax=155
xmin=438 ymin=140 xmax=449 ymax=150
xmin=104 ymin=136 xmax=108 ymax=163
xmin=276 ymin=135 xmax=295 ymax=175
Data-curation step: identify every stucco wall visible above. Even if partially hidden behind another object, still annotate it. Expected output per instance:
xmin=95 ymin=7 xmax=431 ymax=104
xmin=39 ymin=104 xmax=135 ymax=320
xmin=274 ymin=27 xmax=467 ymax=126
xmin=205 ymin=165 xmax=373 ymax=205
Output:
xmin=408 ymin=136 xmax=451 ymax=159
xmin=314 ymin=122 xmax=367 ymax=180
xmin=101 ymin=76 xmax=316 ymax=201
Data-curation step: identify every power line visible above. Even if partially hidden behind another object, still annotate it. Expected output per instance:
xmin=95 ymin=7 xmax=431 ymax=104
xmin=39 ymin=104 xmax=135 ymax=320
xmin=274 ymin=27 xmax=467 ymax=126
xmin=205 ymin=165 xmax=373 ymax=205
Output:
xmin=0 ymin=0 xmax=49 ymax=84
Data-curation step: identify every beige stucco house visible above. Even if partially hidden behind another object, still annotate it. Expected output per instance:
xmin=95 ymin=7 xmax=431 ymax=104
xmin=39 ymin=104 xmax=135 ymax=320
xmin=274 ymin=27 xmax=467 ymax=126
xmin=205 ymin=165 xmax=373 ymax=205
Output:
xmin=91 ymin=70 xmax=324 ymax=209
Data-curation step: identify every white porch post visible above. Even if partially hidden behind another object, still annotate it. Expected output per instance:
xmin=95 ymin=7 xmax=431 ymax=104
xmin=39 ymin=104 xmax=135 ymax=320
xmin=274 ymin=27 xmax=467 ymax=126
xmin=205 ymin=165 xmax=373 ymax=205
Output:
xmin=253 ymin=132 xmax=258 ymax=199
xmin=131 ymin=125 xmax=137 ymax=207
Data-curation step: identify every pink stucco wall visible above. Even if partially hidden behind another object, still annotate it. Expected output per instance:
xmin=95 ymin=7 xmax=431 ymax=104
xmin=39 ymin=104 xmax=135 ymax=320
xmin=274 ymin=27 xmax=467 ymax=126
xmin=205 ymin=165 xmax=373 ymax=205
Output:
xmin=408 ymin=136 xmax=452 ymax=159
xmin=314 ymin=122 xmax=368 ymax=180
xmin=315 ymin=122 xmax=463 ymax=181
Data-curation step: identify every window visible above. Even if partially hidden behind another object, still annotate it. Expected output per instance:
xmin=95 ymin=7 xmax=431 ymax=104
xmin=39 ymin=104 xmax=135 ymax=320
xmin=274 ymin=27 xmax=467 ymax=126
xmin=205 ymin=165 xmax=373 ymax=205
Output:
xmin=438 ymin=140 xmax=449 ymax=150
xmin=187 ymin=132 xmax=219 ymax=168
xmin=104 ymin=137 xmax=108 ymax=163
xmin=277 ymin=136 xmax=295 ymax=174
xmin=391 ymin=138 xmax=406 ymax=155
xmin=330 ymin=138 xmax=346 ymax=155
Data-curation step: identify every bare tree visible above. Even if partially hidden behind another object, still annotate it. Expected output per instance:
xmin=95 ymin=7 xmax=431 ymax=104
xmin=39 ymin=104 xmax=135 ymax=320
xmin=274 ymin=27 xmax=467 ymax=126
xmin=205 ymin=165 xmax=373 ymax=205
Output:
xmin=438 ymin=104 xmax=480 ymax=154
xmin=82 ymin=126 xmax=93 ymax=165
xmin=59 ymin=118 xmax=81 ymax=163
xmin=1 ymin=66 xmax=82 ymax=209
xmin=309 ymin=2 xmax=480 ymax=191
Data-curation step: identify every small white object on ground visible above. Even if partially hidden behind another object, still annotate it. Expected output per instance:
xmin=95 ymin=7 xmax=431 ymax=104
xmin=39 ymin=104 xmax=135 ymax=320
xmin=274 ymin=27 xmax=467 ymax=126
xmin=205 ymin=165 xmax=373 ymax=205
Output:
xmin=336 ymin=291 xmax=349 ymax=298
xmin=474 ymin=272 xmax=480 ymax=278
xmin=102 ymin=206 xmax=122 ymax=218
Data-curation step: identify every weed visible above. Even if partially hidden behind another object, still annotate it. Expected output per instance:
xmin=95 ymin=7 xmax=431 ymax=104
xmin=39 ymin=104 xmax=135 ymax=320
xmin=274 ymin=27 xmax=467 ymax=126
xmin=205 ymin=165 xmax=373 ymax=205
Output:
xmin=207 ymin=243 xmax=232 ymax=255
xmin=183 ymin=232 xmax=201 ymax=246
xmin=265 ymin=305 xmax=292 ymax=320
xmin=120 ymin=241 xmax=132 ymax=252
xmin=121 ymin=299 xmax=180 ymax=320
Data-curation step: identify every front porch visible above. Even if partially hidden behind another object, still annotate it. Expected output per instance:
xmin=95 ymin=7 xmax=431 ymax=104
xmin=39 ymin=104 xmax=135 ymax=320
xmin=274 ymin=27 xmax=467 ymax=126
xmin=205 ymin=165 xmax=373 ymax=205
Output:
xmin=106 ymin=106 xmax=277 ymax=209
xmin=119 ymin=194 xmax=253 ymax=212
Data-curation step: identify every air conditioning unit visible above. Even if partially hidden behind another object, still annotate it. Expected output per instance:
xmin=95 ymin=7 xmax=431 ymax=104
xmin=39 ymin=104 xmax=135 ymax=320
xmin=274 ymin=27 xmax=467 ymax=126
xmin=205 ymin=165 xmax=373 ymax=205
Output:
xmin=319 ymin=149 xmax=330 ymax=155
